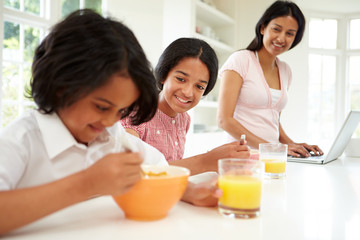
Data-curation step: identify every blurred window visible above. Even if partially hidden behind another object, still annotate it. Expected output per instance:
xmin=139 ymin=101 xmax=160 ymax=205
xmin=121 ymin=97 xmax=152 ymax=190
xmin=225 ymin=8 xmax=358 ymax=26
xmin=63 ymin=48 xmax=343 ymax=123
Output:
xmin=61 ymin=0 xmax=102 ymax=18
xmin=1 ymin=0 xmax=104 ymax=128
xmin=307 ymin=16 xmax=360 ymax=144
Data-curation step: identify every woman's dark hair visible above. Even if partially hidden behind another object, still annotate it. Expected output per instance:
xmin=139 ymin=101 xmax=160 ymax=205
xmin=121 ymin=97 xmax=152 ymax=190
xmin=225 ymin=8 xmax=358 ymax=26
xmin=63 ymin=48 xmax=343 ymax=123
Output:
xmin=247 ymin=0 xmax=305 ymax=51
xmin=28 ymin=9 xmax=158 ymax=125
xmin=155 ymin=37 xmax=218 ymax=96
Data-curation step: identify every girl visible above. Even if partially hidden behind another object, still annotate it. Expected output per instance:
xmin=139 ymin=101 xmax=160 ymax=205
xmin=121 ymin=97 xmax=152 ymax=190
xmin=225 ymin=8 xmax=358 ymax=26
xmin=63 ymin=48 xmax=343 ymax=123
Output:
xmin=217 ymin=0 xmax=323 ymax=157
xmin=121 ymin=38 xmax=250 ymax=175
xmin=0 ymin=10 xmax=219 ymax=235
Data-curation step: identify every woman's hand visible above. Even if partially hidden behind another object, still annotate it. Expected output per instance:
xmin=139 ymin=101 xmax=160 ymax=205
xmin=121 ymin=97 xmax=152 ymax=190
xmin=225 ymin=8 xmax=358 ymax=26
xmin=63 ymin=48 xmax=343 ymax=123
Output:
xmin=287 ymin=143 xmax=324 ymax=157
xmin=83 ymin=152 xmax=143 ymax=196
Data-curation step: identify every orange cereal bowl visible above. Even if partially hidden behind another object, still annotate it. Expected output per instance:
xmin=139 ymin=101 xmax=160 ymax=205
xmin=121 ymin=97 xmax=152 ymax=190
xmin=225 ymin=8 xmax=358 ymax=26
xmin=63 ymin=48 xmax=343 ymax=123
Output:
xmin=112 ymin=165 xmax=190 ymax=221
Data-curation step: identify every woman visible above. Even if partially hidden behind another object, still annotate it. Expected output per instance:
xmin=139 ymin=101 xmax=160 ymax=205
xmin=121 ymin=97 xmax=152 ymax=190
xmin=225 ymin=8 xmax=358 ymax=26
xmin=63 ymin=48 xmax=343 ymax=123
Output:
xmin=217 ymin=0 xmax=323 ymax=157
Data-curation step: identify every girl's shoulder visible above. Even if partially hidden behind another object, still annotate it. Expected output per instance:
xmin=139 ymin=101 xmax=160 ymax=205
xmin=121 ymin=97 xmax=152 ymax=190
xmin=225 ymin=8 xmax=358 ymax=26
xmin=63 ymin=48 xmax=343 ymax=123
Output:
xmin=175 ymin=112 xmax=191 ymax=128
xmin=119 ymin=117 xmax=147 ymax=138
xmin=179 ymin=111 xmax=191 ymax=120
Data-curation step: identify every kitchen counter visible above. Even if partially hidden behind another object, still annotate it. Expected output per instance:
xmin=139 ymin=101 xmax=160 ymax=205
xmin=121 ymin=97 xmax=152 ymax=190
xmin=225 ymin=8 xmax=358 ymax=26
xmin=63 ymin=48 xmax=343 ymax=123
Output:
xmin=3 ymin=157 xmax=360 ymax=240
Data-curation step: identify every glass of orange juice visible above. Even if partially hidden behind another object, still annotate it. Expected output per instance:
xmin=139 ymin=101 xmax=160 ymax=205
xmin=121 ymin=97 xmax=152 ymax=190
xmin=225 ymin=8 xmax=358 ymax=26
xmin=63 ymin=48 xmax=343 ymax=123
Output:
xmin=259 ymin=143 xmax=288 ymax=179
xmin=218 ymin=158 xmax=264 ymax=219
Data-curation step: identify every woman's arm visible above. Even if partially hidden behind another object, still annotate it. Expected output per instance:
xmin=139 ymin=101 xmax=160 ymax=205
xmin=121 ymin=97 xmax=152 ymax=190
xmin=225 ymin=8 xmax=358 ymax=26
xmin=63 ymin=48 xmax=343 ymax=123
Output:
xmin=278 ymin=122 xmax=295 ymax=145
xmin=0 ymin=152 xmax=143 ymax=235
xmin=279 ymin=121 xmax=323 ymax=157
xmin=217 ymin=70 xmax=267 ymax=148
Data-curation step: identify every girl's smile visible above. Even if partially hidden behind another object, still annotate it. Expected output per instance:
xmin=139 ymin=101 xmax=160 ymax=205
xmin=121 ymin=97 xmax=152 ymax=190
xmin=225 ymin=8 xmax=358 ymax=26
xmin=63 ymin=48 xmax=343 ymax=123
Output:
xmin=175 ymin=95 xmax=191 ymax=104
xmin=159 ymin=57 xmax=209 ymax=117
xmin=57 ymin=72 xmax=139 ymax=144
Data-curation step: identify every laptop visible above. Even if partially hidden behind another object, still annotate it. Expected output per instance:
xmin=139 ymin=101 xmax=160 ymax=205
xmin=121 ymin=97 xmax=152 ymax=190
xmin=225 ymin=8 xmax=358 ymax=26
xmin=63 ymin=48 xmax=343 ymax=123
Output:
xmin=288 ymin=110 xmax=360 ymax=164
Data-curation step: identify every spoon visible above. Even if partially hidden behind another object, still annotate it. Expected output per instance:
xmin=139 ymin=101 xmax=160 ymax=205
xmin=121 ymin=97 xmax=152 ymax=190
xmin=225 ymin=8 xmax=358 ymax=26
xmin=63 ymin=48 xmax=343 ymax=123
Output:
xmin=240 ymin=134 xmax=246 ymax=145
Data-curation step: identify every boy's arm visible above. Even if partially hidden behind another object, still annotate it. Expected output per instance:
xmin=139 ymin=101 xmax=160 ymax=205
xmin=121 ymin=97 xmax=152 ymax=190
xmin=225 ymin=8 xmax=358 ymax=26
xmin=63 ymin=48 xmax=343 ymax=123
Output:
xmin=0 ymin=152 xmax=143 ymax=235
xmin=0 ymin=171 xmax=92 ymax=235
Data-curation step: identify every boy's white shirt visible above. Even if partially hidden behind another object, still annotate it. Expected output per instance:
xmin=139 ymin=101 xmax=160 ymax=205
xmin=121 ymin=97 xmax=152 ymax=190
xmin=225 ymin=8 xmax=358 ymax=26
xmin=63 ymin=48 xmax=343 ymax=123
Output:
xmin=0 ymin=110 xmax=167 ymax=191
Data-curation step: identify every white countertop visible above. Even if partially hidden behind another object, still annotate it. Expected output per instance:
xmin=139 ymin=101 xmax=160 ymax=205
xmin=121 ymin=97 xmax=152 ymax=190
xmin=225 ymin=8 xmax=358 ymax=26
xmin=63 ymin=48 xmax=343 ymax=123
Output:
xmin=3 ymin=157 xmax=360 ymax=240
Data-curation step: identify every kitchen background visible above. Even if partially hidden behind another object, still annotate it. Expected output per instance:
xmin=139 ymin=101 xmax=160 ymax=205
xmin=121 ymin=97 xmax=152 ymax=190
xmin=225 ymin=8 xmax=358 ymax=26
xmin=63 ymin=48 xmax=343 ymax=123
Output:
xmin=1 ymin=0 xmax=359 ymax=156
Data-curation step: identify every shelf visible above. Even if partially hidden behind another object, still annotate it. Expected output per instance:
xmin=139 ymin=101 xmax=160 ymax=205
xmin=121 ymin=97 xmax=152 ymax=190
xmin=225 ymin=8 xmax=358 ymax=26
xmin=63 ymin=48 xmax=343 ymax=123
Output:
xmin=162 ymin=0 xmax=237 ymax=138
xmin=193 ymin=32 xmax=235 ymax=53
xmin=196 ymin=0 xmax=235 ymax=26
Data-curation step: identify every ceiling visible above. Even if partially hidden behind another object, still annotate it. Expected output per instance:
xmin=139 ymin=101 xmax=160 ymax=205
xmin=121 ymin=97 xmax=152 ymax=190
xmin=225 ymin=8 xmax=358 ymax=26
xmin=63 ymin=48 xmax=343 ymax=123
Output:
xmin=294 ymin=0 xmax=360 ymax=14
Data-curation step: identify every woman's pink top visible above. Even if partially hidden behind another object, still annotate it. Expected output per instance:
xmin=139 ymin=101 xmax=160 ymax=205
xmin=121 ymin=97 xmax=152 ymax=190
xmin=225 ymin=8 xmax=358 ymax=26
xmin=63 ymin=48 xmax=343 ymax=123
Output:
xmin=219 ymin=50 xmax=292 ymax=143
xmin=120 ymin=109 xmax=190 ymax=162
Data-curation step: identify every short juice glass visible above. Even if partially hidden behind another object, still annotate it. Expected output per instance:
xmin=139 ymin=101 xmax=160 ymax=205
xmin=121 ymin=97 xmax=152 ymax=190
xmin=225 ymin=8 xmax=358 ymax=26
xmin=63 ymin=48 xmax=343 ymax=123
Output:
xmin=259 ymin=143 xmax=288 ymax=179
xmin=218 ymin=158 xmax=264 ymax=219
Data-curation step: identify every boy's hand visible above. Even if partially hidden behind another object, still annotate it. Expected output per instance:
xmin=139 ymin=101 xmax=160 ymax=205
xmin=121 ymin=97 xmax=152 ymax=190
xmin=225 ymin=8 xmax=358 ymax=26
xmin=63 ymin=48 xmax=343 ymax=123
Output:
xmin=83 ymin=152 xmax=143 ymax=196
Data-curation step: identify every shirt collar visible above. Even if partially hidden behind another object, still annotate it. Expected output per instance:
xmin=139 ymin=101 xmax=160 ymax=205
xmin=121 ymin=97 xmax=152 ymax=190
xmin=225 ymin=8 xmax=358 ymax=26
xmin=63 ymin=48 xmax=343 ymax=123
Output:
xmin=34 ymin=110 xmax=83 ymax=159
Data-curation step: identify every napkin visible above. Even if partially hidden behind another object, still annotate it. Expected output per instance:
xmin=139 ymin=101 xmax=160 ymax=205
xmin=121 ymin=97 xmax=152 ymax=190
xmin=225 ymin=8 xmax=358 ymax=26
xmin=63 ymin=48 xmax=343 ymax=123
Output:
xmin=86 ymin=123 xmax=167 ymax=166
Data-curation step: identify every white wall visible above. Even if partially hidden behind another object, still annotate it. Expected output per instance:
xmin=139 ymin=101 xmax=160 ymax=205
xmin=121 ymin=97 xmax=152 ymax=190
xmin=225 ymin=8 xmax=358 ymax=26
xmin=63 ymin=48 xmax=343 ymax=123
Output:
xmin=106 ymin=0 xmax=164 ymax=67
xmin=105 ymin=0 xmax=339 ymax=144
xmin=236 ymin=0 xmax=273 ymax=48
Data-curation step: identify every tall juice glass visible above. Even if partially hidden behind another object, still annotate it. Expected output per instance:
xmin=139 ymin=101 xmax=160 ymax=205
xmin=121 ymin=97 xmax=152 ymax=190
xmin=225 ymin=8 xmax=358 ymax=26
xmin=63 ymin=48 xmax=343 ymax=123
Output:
xmin=259 ymin=143 xmax=288 ymax=179
xmin=218 ymin=158 xmax=264 ymax=219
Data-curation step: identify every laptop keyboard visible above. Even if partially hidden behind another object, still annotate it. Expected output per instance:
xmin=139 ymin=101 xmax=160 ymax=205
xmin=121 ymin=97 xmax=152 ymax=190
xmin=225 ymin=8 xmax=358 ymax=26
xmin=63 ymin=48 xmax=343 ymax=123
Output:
xmin=288 ymin=155 xmax=323 ymax=160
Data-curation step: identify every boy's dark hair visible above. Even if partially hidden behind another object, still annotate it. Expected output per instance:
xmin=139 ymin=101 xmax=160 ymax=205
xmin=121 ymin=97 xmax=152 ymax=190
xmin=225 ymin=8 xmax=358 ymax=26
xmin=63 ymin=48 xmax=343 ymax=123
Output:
xmin=28 ymin=9 xmax=158 ymax=125
xmin=247 ymin=0 xmax=305 ymax=51
xmin=155 ymin=38 xmax=218 ymax=96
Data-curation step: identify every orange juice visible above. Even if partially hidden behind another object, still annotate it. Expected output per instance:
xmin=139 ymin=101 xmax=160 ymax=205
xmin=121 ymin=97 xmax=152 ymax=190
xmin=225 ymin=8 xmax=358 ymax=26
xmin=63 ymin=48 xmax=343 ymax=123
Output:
xmin=218 ymin=175 xmax=262 ymax=209
xmin=261 ymin=159 xmax=286 ymax=173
